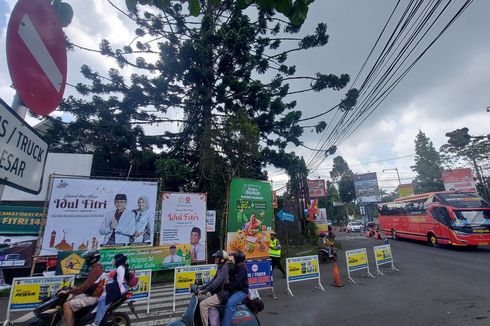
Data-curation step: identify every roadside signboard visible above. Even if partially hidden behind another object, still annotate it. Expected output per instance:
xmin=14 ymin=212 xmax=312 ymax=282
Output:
xmin=373 ymin=244 xmax=399 ymax=275
xmin=0 ymin=236 xmax=37 ymax=268
xmin=206 ymin=210 xmax=216 ymax=232
xmin=276 ymin=210 xmax=294 ymax=222
xmin=345 ymin=248 xmax=374 ymax=283
xmin=272 ymin=191 xmax=278 ymax=209
xmin=398 ymin=183 xmax=414 ymax=197
xmin=442 ymin=168 xmax=477 ymax=192
xmin=227 ymin=178 xmax=273 ymax=260
xmin=314 ymin=208 xmax=329 ymax=235
xmin=285 ymin=255 xmax=324 ymax=296
xmin=354 ymin=173 xmax=380 ymax=203
xmin=246 ymin=259 xmax=273 ymax=290
xmin=5 ymin=275 xmax=74 ymax=321
xmin=131 ymin=270 xmax=152 ymax=314
xmin=0 ymin=205 xmax=44 ymax=234
xmin=0 ymin=99 xmax=48 ymax=194
xmin=173 ymin=264 xmax=217 ymax=311
xmin=307 ymin=179 xmax=327 ymax=198
xmin=6 ymin=0 xmax=67 ymax=115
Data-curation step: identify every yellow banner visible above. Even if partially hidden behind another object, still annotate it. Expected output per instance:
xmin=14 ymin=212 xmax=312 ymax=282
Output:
xmin=374 ymin=245 xmax=392 ymax=265
xmin=286 ymin=255 xmax=319 ymax=282
xmin=131 ymin=270 xmax=151 ymax=300
xmin=9 ymin=276 xmax=74 ymax=311
xmin=174 ymin=264 xmax=217 ymax=295
xmin=346 ymin=249 xmax=368 ymax=272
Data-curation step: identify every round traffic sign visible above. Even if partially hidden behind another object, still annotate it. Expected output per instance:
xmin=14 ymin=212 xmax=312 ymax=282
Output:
xmin=6 ymin=0 xmax=67 ymax=116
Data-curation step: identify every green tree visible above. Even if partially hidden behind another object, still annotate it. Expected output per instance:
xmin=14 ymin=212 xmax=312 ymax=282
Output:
xmin=330 ymin=156 xmax=352 ymax=182
xmin=52 ymin=1 xmax=356 ymax=217
xmin=411 ymin=130 xmax=444 ymax=192
xmin=328 ymin=155 xmax=355 ymax=203
xmin=440 ymin=129 xmax=490 ymax=200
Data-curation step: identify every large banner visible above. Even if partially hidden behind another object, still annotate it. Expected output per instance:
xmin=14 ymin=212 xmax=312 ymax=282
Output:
xmin=160 ymin=193 xmax=207 ymax=266
xmin=7 ymin=276 xmax=74 ymax=313
xmin=56 ymin=246 xmax=188 ymax=275
xmin=354 ymin=172 xmax=380 ymax=203
xmin=40 ymin=178 xmax=158 ymax=256
xmin=0 ymin=236 xmax=37 ymax=268
xmin=442 ymin=168 xmax=477 ymax=192
xmin=307 ymin=179 xmax=327 ymax=198
xmin=227 ymin=178 xmax=273 ymax=260
xmin=0 ymin=205 xmax=44 ymax=234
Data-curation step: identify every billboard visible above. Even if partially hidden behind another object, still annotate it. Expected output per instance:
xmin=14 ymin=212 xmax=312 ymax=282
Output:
xmin=307 ymin=179 xmax=327 ymax=198
xmin=442 ymin=168 xmax=477 ymax=192
xmin=397 ymin=183 xmax=414 ymax=197
xmin=0 ymin=236 xmax=37 ymax=268
xmin=160 ymin=193 xmax=207 ymax=265
xmin=354 ymin=172 xmax=380 ymax=203
xmin=0 ymin=205 xmax=44 ymax=234
xmin=227 ymin=178 xmax=273 ymax=260
xmin=40 ymin=177 xmax=158 ymax=256
xmin=2 ymin=153 xmax=93 ymax=201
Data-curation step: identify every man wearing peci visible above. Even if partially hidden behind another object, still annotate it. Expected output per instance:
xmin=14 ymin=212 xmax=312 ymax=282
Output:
xmin=163 ymin=245 xmax=183 ymax=264
xmin=99 ymin=194 xmax=136 ymax=246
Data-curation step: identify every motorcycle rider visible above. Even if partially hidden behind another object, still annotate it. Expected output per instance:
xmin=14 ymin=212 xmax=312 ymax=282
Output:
xmin=198 ymin=250 xmax=229 ymax=326
xmin=318 ymin=232 xmax=335 ymax=258
xmin=223 ymin=251 xmax=249 ymax=326
xmin=61 ymin=250 xmax=104 ymax=326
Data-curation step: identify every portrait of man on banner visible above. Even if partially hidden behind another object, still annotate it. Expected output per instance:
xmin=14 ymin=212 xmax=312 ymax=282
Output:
xmin=99 ymin=194 xmax=136 ymax=246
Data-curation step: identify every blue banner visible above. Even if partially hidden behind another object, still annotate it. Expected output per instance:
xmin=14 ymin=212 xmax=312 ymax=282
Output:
xmin=246 ymin=259 xmax=273 ymax=290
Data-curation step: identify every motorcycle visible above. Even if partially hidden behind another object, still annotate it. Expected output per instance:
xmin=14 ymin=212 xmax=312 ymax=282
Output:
xmin=167 ymin=284 xmax=260 ymax=326
xmin=318 ymin=248 xmax=338 ymax=263
xmin=5 ymin=287 xmax=138 ymax=326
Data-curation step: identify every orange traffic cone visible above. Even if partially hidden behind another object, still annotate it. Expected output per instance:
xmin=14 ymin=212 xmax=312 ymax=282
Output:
xmin=331 ymin=262 xmax=344 ymax=287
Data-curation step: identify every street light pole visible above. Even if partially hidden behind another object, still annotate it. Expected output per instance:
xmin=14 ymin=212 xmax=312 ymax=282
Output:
xmin=383 ymin=168 xmax=401 ymax=185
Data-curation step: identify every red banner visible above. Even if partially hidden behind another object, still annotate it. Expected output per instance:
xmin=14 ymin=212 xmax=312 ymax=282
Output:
xmin=442 ymin=168 xmax=477 ymax=192
xmin=307 ymin=179 xmax=327 ymax=198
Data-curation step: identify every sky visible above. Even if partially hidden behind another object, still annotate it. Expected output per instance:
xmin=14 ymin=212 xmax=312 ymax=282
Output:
xmin=1 ymin=0 xmax=489 ymax=194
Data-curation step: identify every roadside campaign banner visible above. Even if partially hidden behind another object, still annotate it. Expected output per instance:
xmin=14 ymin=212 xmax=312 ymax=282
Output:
xmin=314 ymin=208 xmax=329 ymax=235
xmin=0 ymin=236 xmax=37 ymax=268
xmin=354 ymin=173 xmax=380 ymax=203
xmin=227 ymin=178 xmax=272 ymax=260
xmin=7 ymin=275 xmax=74 ymax=312
xmin=160 ymin=193 xmax=207 ymax=267
xmin=0 ymin=205 xmax=44 ymax=234
xmin=56 ymin=246 xmax=188 ymax=275
xmin=40 ymin=178 xmax=158 ymax=256
xmin=442 ymin=168 xmax=477 ymax=192
xmin=246 ymin=259 xmax=273 ymax=290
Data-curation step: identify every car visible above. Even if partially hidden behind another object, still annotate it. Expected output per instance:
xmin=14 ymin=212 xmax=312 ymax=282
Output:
xmin=347 ymin=221 xmax=363 ymax=232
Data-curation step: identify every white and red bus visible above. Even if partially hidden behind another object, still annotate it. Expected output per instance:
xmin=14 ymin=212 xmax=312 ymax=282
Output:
xmin=378 ymin=192 xmax=490 ymax=247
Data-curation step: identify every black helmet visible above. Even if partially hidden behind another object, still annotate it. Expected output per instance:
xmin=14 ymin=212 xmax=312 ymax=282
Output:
xmin=84 ymin=250 xmax=101 ymax=265
xmin=234 ymin=251 xmax=246 ymax=264
xmin=319 ymin=233 xmax=327 ymax=238
xmin=212 ymin=250 xmax=229 ymax=260
xmin=114 ymin=253 xmax=127 ymax=266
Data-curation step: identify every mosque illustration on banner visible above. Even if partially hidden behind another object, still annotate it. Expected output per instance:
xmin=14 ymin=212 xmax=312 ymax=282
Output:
xmin=49 ymin=230 xmax=99 ymax=251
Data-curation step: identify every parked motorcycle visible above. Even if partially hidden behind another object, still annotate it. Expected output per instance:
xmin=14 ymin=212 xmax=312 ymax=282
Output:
xmin=167 ymin=284 xmax=260 ymax=326
xmin=5 ymin=287 xmax=137 ymax=326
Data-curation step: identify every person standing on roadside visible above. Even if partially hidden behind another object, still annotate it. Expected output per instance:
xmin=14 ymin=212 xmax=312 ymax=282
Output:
xmin=269 ymin=231 xmax=286 ymax=278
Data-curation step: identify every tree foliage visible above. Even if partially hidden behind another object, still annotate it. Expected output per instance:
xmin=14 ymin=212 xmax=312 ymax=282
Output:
xmin=51 ymin=1 xmax=355 ymax=212
xmin=329 ymin=155 xmax=355 ymax=203
xmin=411 ymin=130 xmax=444 ymax=193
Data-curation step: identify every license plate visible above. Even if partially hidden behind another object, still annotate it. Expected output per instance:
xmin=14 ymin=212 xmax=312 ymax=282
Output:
xmin=479 ymin=242 xmax=488 ymax=245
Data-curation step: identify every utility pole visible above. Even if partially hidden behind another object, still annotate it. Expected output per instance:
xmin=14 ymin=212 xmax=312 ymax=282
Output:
xmin=383 ymin=168 xmax=401 ymax=185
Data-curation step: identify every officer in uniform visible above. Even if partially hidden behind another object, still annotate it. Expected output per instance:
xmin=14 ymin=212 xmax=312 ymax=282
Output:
xmin=269 ymin=231 xmax=286 ymax=278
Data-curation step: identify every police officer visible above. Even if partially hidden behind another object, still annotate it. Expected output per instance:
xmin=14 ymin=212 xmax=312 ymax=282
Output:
xmin=269 ymin=231 xmax=286 ymax=278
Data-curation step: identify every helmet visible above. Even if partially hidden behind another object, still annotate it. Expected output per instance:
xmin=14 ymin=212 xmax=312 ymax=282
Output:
xmin=84 ymin=250 xmax=101 ymax=265
xmin=114 ymin=253 xmax=128 ymax=266
xmin=212 ymin=250 xmax=229 ymax=261
xmin=319 ymin=233 xmax=327 ymax=238
xmin=233 ymin=251 xmax=246 ymax=264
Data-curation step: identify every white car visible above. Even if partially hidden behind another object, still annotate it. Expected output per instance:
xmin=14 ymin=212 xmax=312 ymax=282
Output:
xmin=347 ymin=221 xmax=363 ymax=232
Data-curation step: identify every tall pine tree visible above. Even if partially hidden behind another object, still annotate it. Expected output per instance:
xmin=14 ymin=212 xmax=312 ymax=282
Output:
xmin=411 ymin=130 xmax=444 ymax=192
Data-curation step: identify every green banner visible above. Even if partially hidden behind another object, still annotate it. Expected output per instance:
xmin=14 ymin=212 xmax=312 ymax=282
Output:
xmin=226 ymin=178 xmax=273 ymax=259
xmin=56 ymin=246 xmax=191 ymax=275
xmin=0 ymin=205 xmax=44 ymax=234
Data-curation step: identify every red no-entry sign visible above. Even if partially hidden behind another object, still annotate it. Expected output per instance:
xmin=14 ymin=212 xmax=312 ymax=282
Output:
xmin=6 ymin=0 xmax=67 ymax=116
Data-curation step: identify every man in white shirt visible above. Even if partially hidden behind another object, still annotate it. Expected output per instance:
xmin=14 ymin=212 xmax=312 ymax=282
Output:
xmin=163 ymin=245 xmax=183 ymax=264
xmin=190 ymin=227 xmax=205 ymax=262
xmin=99 ymin=194 xmax=136 ymax=245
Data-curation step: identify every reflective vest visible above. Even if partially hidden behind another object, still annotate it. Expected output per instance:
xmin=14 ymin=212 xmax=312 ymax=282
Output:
xmin=269 ymin=239 xmax=281 ymax=257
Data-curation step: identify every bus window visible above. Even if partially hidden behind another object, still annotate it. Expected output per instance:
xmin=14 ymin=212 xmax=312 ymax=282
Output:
xmin=431 ymin=207 xmax=452 ymax=227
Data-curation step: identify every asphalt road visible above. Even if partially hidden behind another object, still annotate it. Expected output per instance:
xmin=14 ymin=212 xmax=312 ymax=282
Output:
xmin=258 ymin=232 xmax=490 ymax=326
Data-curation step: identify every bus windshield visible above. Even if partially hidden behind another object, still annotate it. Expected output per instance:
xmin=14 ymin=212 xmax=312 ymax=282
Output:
xmin=453 ymin=210 xmax=490 ymax=226
xmin=437 ymin=193 xmax=490 ymax=208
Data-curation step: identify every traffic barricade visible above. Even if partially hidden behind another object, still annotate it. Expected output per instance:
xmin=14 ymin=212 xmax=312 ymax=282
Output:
xmin=373 ymin=244 xmax=399 ymax=275
xmin=285 ymin=255 xmax=325 ymax=296
xmin=345 ymin=248 xmax=374 ymax=284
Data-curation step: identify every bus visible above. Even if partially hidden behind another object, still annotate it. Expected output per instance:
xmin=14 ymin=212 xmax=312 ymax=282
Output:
xmin=378 ymin=191 xmax=490 ymax=247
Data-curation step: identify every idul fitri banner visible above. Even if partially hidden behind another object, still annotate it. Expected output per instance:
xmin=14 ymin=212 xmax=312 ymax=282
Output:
xmin=227 ymin=178 xmax=272 ymax=260
xmin=40 ymin=178 xmax=158 ymax=256
xmin=160 ymin=193 xmax=207 ymax=268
